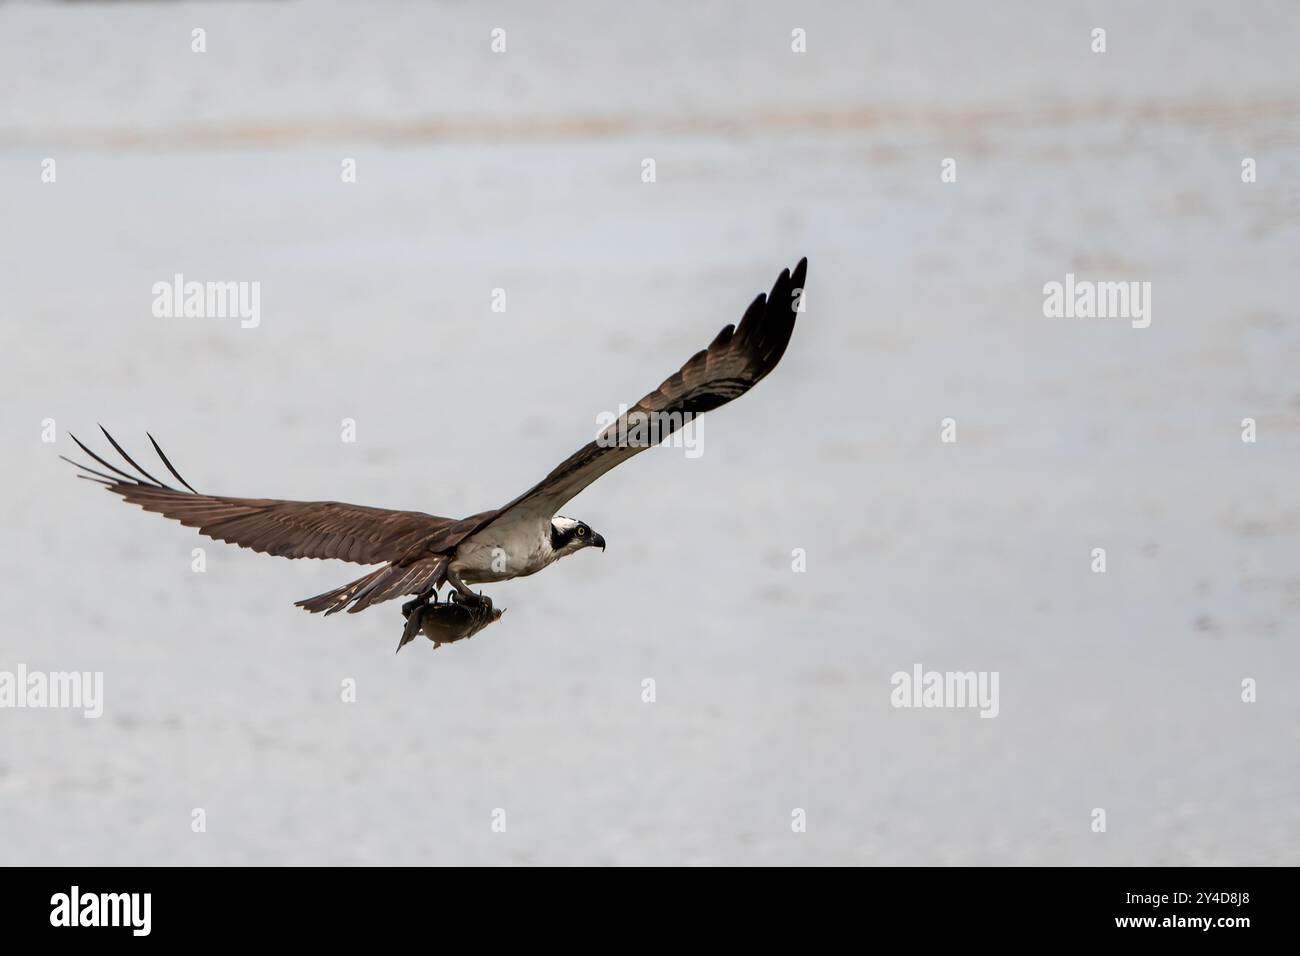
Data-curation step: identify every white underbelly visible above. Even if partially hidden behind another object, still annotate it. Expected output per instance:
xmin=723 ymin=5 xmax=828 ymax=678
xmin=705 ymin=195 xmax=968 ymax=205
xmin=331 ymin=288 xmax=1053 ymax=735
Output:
xmin=450 ymin=529 xmax=552 ymax=584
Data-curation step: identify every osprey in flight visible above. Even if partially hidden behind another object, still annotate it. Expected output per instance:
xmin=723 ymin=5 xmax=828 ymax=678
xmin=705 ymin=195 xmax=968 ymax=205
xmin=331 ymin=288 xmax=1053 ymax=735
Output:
xmin=64 ymin=258 xmax=807 ymax=648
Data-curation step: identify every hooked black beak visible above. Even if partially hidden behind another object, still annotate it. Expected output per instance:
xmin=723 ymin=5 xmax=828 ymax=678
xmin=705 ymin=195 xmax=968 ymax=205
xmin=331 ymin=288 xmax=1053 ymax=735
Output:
xmin=592 ymin=533 xmax=606 ymax=552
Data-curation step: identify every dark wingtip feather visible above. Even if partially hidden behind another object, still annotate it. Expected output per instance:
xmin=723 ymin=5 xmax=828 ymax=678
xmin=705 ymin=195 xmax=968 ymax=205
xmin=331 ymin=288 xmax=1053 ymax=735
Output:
xmin=62 ymin=457 xmax=124 ymax=486
xmin=746 ymin=259 xmax=803 ymax=374
xmin=734 ymin=292 xmax=767 ymax=341
xmin=791 ymin=257 xmax=808 ymax=296
xmin=99 ymin=425 xmax=170 ymax=489
xmin=66 ymin=434 xmax=142 ymax=485
xmin=147 ymin=433 xmax=199 ymax=494
xmin=708 ymin=323 xmax=736 ymax=350
xmin=767 ymin=267 xmax=792 ymax=306
xmin=60 ymin=454 xmax=114 ymax=483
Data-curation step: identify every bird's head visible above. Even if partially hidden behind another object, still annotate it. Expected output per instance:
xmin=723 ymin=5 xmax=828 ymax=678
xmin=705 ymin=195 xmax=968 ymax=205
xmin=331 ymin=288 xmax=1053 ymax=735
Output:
xmin=550 ymin=516 xmax=605 ymax=556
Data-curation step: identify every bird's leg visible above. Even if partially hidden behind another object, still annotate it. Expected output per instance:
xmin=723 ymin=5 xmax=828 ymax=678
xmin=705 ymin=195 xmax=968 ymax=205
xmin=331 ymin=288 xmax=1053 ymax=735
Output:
xmin=445 ymin=568 xmax=492 ymax=611
xmin=445 ymin=567 xmax=476 ymax=601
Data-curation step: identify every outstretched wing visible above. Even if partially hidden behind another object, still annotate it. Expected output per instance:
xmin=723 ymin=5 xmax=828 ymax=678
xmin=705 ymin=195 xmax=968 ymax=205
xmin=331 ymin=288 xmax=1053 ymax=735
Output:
xmin=62 ymin=428 xmax=469 ymax=565
xmin=474 ymin=257 xmax=806 ymax=535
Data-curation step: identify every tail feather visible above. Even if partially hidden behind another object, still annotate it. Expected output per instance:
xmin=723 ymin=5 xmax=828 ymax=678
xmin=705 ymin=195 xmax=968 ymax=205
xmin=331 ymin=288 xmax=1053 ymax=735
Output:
xmin=294 ymin=558 xmax=446 ymax=616
xmin=349 ymin=558 xmax=446 ymax=613
xmin=295 ymin=566 xmax=391 ymax=615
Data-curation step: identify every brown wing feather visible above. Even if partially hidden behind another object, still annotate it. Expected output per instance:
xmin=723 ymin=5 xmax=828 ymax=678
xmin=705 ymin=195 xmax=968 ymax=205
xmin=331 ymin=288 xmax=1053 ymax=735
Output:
xmin=63 ymin=431 xmax=472 ymax=565
xmin=475 ymin=257 xmax=806 ymax=530
xmin=109 ymin=487 xmax=468 ymax=563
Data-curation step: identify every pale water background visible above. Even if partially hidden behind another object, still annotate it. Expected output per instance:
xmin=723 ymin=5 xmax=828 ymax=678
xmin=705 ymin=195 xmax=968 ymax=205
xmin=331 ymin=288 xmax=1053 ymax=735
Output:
xmin=1 ymin=1 xmax=1298 ymax=865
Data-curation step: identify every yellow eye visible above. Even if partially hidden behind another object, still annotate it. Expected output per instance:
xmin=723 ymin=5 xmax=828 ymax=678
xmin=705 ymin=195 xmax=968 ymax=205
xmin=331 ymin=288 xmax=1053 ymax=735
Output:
xmin=577 ymin=527 xmax=587 ymax=537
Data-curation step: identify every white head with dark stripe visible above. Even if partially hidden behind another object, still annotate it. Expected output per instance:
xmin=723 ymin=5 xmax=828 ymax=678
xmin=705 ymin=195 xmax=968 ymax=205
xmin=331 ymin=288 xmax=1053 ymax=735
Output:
xmin=549 ymin=516 xmax=605 ymax=557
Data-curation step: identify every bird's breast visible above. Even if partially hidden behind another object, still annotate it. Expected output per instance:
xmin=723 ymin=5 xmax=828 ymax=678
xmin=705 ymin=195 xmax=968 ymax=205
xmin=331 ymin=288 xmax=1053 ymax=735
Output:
xmin=451 ymin=526 xmax=554 ymax=584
